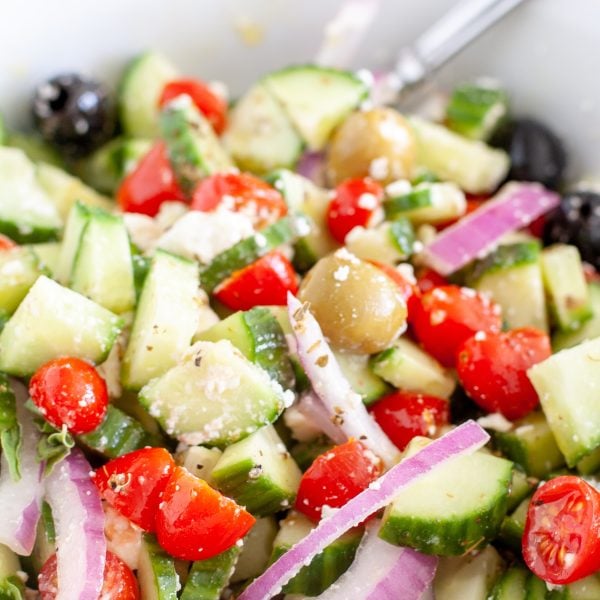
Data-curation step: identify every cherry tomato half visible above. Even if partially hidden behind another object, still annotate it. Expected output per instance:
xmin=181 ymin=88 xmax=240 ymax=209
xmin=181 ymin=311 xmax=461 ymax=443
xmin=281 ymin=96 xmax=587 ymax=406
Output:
xmin=214 ymin=251 xmax=298 ymax=311
xmin=156 ymin=466 xmax=255 ymax=561
xmin=523 ymin=476 xmax=600 ymax=585
xmin=94 ymin=447 xmax=175 ymax=532
xmin=411 ymin=285 xmax=502 ymax=367
xmin=38 ymin=551 xmax=139 ymax=600
xmin=29 ymin=357 xmax=108 ymax=435
xmin=0 ymin=234 xmax=16 ymax=251
xmin=191 ymin=172 xmax=287 ymax=229
xmin=369 ymin=391 xmax=450 ymax=451
xmin=326 ymin=177 xmax=384 ymax=244
xmin=159 ymin=78 xmax=227 ymax=135
xmin=294 ymin=440 xmax=382 ymax=522
xmin=456 ymin=327 xmax=551 ymax=420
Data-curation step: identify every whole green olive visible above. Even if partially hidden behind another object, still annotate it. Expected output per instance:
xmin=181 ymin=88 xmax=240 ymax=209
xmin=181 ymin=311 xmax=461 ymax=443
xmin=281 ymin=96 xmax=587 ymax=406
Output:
xmin=298 ymin=250 xmax=407 ymax=353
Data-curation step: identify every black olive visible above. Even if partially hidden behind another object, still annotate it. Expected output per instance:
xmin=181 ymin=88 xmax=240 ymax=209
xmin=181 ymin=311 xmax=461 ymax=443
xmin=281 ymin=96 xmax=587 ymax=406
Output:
xmin=543 ymin=190 xmax=600 ymax=269
xmin=32 ymin=74 xmax=116 ymax=158
xmin=491 ymin=118 xmax=567 ymax=190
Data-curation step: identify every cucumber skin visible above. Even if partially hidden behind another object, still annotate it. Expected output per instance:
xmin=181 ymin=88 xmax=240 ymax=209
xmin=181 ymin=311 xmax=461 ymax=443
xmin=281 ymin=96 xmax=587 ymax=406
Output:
xmin=139 ymin=533 xmax=179 ymax=600
xmin=0 ymin=218 xmax=58 ymax=244
xmin=465 ymin=241 xmax=541 ymax=284
xmin=180 ymin=547 xmax=239 ymax=600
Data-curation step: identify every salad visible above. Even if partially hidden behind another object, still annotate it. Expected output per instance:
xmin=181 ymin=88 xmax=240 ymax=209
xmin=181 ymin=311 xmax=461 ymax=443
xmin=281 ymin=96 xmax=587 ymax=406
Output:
xmin=0 ymin=48 xmax=600 ymax=600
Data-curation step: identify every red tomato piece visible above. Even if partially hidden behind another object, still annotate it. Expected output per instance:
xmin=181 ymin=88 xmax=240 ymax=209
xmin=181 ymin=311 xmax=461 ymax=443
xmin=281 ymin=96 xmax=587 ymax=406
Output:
xmin=116 ymin=141 xmax=187 ymax=216
xmin=191 ymin=172 xmax=287 ymax=229
xmin=411 ymin=285 xmax=502 ymax=367
xmin=369 ymin=260 xmax=421 ymax=318
xmin=456 ymin=327 xmax=551 ymax=420
xmin=326 ymin=177 xmax=384 ymax=244
xmin=214 ymin=251 xmax=298 ymax=311
xmin=156 ymin=466 xmax=255 ymax=561
xmin=94 ymin=448 xmax=175 ymax=532
xmin=0 ymin=234 xmax=16 ymax=250
xmin=523 ymin=476 xmax=600 ymax=585
xmin=159 ymin=78 xmax=227 ymax=135
xmin=39 ymin=551 xmax=139 ymax=600
xmin=368 ymin=391 xmax=450 ymax=451
xmin=415 ymin=267 xmax=448 ymax=293
xmin=29 ymin=357 xmax=108 ymax=435
xmin=294 ymin=440 xmax=382 ymax=522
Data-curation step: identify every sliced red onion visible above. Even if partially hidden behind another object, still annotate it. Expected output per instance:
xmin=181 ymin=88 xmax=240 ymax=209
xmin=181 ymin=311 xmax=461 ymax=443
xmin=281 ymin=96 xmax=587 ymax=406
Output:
xmin=0 ymin=381 xmax=44 ymax=555
xmin=288 ymin=293 xmax=400 ymax=467
xmin=296 ymin=151 xmax=326 ymax=185
xmin=297 ymin=392 xmax=347 ymax=445
xmin=422 ymin=182 xmax=560 ymax=275
xmin=45 ymin=449 xmax=106 ymax=600
xmin=238 ymin=420 xmax=489 ymax=600
xmin=313 ymin=520 xmax=437 ymax=600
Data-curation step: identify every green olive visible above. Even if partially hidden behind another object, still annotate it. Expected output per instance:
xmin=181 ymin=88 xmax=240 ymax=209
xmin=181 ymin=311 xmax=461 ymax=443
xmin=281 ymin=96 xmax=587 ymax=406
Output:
xmin=326 ymin=107 xmax=416 ymax=185
xmin=299 ymin=251 xmax=407 ymax=353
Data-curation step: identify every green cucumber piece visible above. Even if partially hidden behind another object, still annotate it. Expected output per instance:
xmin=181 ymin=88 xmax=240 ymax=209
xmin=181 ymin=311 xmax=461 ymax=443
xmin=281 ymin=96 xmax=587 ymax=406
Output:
xmin=576 ymin=445 xmax=600 ymax=475
xmin=119 ymin=51 xmax=179 ymax=138
xmin=211 ymin=425 xmax=302 ymax=516
xmin=371 ymin=336 xmax=456 ymax=399
xmin=333 ymin=350 xmax=391 ymax=405
xmin=446 ymin=83 xmax=509 ymax=141
xmin=527 ymin=573 xmax=563 ymax=599
xmin=176 ymin=446 xmax=222 ymax=484
xmin=121 ymin=250 xmax=200 ymax=390
xmin=565 ymin=574 xmax=600 ymax=599
xmin=409 ymin=116 xmax=510 ymax=194
xmin=0 ymin=276 xmax=122 ymax=376
xmin=55 ymin=201 xmax=90 ymax=284
xmin=200 ymin=215 xmax=309 ymax=293
xmin=160 ymin=94 xmax=233 ymax=195
xmin=379 ymin=447 xmax=513 ymax=555
xmin=0 ymin=246 xmax=45 ymax=316
xmin=180 ymin=546 xmax=239 ymax=600
xmin=139 ymin=340 xmax=288 ymax=446
xmin=195 ymin=307 xmax=295 ymax=390
xmin=528 ymin=337 xmax=600 ymax=466
xmin=0 ymin=373 xmax=20 ymax=480
xmin=28 ymin=242 xmax=60 ymax=278
xmin=0 ymin=544 xmax=20 ymax=579
xmin=70 ymin=209 xmax=136 ymax=314
xmin=263 ymin=65 xmax=369 ymax=150
xmin=507 ymin=468 xmax=535 ymax=512
xmin=499 ymin=495 xmax=530 ymax=550
xmin=138 ymin=533 xmax=179 ymax=600
xmin=541 ymin=244 xmax=592 ymax=331
xmin=0 ymin=147 xmax=62 ymax=243
xmin=553 ymin=284 xmax=600 ymax=351
xmin=290 ymin=438 xmax=333 ymax=471
xmin=223 ymin=84 xmax=303 ymax=174
xmin=271 ymin=512 xmax=363 ymax=596
xmin=0 ymin=115 xmax=5 ymax=145
xmin=231 ymin=516 xmax=278 ymax=583
xmin=6 ymin=131 xmax=64 ymax=167
xmin=433 ymin=545 xmax=504 ymax=600
xmin=495 ymin=412 xmax=565 ymax=478
xmin=344 ymin=219 xmax=414 ymax=264
xmin=490 ymin=565 xmax=528 ymax=600
xmin=25 ymin=503 xmax=56 ymax=576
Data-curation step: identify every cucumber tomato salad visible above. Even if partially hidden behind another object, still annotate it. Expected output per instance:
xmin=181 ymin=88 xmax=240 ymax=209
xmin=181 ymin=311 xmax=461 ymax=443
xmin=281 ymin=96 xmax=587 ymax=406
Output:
xmin=1 ymin=51 xmax=600 ymax=600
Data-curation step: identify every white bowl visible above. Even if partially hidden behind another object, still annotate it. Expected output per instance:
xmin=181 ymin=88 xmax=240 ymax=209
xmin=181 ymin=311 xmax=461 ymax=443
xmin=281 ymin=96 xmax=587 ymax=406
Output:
xmin=2 ymin=0 xmax=599 ymax=178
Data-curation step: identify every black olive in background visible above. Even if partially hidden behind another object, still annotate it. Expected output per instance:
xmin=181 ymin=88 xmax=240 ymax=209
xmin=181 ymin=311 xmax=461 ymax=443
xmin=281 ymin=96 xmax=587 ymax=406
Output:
xmin=491 ymin=118 xmax=567 ymax=190
xmin=543 ymin=190 xmax=600 ymax=270
xmin=32 ymin=74 xmax=116 ymax=158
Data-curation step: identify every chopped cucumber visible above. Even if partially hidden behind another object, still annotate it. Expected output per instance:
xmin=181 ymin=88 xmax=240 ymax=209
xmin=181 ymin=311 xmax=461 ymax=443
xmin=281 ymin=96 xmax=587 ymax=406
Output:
xmin=263 ymin=65 xmax=368 ymax=150
xmin=528 ymin=337 xmax=600 ymax=466
xmin=553 ymin=283 xmax=600 ymax=351
xmin=176 ymin=446 xmax=222 ymax=484
xmin=28 ymin=242 xmax=60 ymax=277
xmin=490 ymin=565 xmax=528 ymax=600
xmin=231 ymin=516 xmax=278 ymax=583
xmin=223 ymin=84 xmax=303 ymax=174
xmin=0 ymin=246 xmax=45 ymax=316
xmin=0 ymin=147 xmax=62 ymax=243
xmin=344 ymin=219 xmax=414 ymax=264
xmin=6 ymin=131 xmax=64 ymax=167
xmin=121 ymin=250 xmax=200 ymax=389
xmin=566 ymin=574 xmax=600 ymax=599
xmin=333 ymin=350 xmax=390 ymax=405
xmin=379 ymin=442 xmax=513 ymax=555
xmin=541 ymin=244 xmax=592 ymax=331
xmin=55 ymin=201 xmax=90 ymax=284
xmin=160 ymin=94 xmax=233 ymax=194
xmin=180 ymin=546 xmax=239 ymax=600
xmin=0 ymin=545 xmax=19 ymax=579
xmin=0 ymin=115 xmax=5 ymax=144
xmin=371 ymin=336 xmax=456 ymax=399
xmin=507 ymin=467 xmax=535 ymax=512
xmin=576 ymin=445 xmax=600 ymax=475
xmin=139 ymin=340 xmax=288 ymax=447
xmin=119 ymin=51 xmax=179 ymax=138
xmin=408 ymin=116 xmax=510 ymax=194
xmin=494 ymin=412 xmax=565 ymax=478
xmin=446 ymin=83 xmax=509 ymax=141
xmin=499 ymin=494 xmax=530 ymax=550
xmin=138 ymin=533 xmax=179 ymax=600
xmin=195 ymin=307 xmax=295 ymax=389
xmin=0 ymin=276 xmax=123 ymax=376
xmin=211 ymin=425 xmax=302 ymax=516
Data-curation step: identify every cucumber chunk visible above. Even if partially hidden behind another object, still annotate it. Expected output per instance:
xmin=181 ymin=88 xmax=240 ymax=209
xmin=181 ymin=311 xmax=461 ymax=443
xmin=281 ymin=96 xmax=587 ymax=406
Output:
xmin=528 ymin=337 xmax=600 ymax=466
xmin=160 ymin=95 xmax=233 ymax=194
xmin=565 ymin=574 xmax=600 ymax=599
xmin=55 ymin=201 xmax=90 ymax=284
xmin=490 ymin=565 xmax=528 ymax=600
xmin=0 ymin=147 xmax=62 ymax=243
xmin=576 ymin=445 xmax=600 ymax=475
xmin=6 ymin=131 xmax=64 ymax=167
xmin=29 ymin=242 xmax=60 ymax=278
xmin=138 ymin=533 xmax=179 ymax=600
xmin=139 ymin=340 xmax=289 ymax=446
xmin=0 ymin=246 xmax=45 ymax=316
xmin=499 ymin=495 xmax=530 ymax=550
xmin=231 ymin=517 xmax=278 ymax=583
xmin=0 ymin=544 xmax=20 ymax=579
xmin=553 ymin=283 xmax=600 ymax=351
xmin=119 ymin=51 xmax=179 ymax=138
xmin=121 ymin=250 xmax=200 ymax=390
xmin=344 ymin=219 xmax=415 ymax=264
xmin=263 ymin=66 xmax=368 ymax=151
xmin=506 ymin=467 xmax=535 ymax=512
xmin=379 ymin=443 xmax=513 ymax=555
xmin=223 ymin=84 xmax=303 ymax=174
xmin=0 ymin=276 xmax=122 ymax=376
xmin=180 ymin=546 xmax=239 ymax=600
xmin=333 ymin=350 xmax=391 ymax=406
xmin=371 ymin=336 xmax=456 ymax=399
xmin=211 ymin=425 xmax=302 ymax=516
xmin=176 ymin=446 xmax=222 ymax=484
